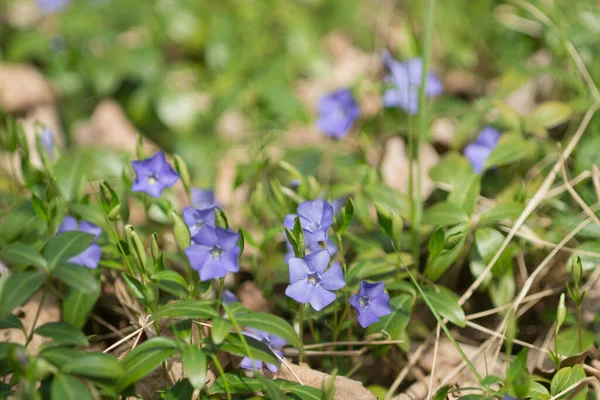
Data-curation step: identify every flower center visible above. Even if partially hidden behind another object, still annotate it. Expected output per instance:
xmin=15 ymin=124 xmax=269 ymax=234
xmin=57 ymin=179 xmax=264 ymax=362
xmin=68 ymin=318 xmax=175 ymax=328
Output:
xmin=194 ymin=220 xmax=204 ymax=231
xmin=210 ymin=246 xmax=222 ymax=259
xmin=147 ymin=173 xmax=159 ymax=185
xmin=306 ymin=272 xmax=321 ymax=286
xmin=359 ymin=296 xmax=370 ymax=308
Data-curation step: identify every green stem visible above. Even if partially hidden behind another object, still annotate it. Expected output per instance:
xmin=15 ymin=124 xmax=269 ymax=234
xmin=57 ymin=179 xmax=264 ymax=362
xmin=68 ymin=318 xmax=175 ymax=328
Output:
xmin=554 ymin=330 xmax=560 ymax=369
xmin=25 ymin=282 xmax=48 ymax=346
xmin=336 ymin=232 xmax=352 ymax=341
xmin=211 ymin=354 xmax=231 ymax=400
xmin=298 ymin=304 xmax=304 ymax=364
xmin=576 ymin=302 xmax=583 ymax=352
xmin=216 ymin=278 xmax=225 ymax=313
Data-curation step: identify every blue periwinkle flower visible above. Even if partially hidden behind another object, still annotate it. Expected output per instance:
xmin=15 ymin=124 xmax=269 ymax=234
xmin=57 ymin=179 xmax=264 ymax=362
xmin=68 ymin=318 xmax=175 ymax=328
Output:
xmin=57 ymin=216 xmax=102 ymax=269
xmin=284 ymin=199 xmax=334 ymax=244
xmin=284 ymin=237 xmax=337 ymax=265
xmin=349 ymin=281 xmax=392 ymax=328
xmin=382 ymin=50 xmax=443 ymax=114
xmin=191 ymin=187 xmax=217 ymax=209
xmin=40 ymin=127 xmax=54 ymax=158
xmin=240 ymin=328 xmax=286 ymax=372
xmin=285 ymin=250 xmax=345 ymax=311
xmin=37 ymin=0 xmax=70 ymax=13
xmin=184 ymin=225 xmax=240 ymax=281
xmin=222 ymin=289 xmax=238 ymax=306
xmin=183 ymin=205 xmax=216 ymax=237
xmin=131 ymin=151 xmax=180 ymax=198
xmin=316 ymin=89 xmax=360 ymax=139
xmin=464 ymin=127 xmax=501 ymax=174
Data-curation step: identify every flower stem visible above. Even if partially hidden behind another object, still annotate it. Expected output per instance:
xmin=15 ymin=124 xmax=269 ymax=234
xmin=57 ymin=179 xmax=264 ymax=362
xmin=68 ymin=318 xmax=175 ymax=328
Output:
xmin=25 ymin=281 xmax=48 ymax=346
xmin=336 ymin=232 xmax=352 ymax=341
xmin=298 ymin=304 xmax=305 ymax=364
xmin=576 ymin=302 xmax=583 ymax=352
xmin=216 ymin=278 xmax=225 ymax=313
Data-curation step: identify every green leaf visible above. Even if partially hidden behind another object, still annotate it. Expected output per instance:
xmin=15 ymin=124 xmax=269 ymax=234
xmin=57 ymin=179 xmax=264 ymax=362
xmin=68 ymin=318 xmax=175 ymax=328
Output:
xmin=526 ymin=101 xmax=572 ymax=135
xmin=153 ymin=300 xmax=218 ymax=320
xmin=475 ymin=228 xmax=512 ymax=277
xmin=422 ymin=286 xmax=466 ymax=327
xmin=53 ymin=263 xmax=99 ymax=295
xmin=424 ymin=226 xmax=468 ymax=282
xmin=211 ymin=317 xmax=233 ymax=345
xmin=255 ymin=374 xmax=286 ymax=400
xmin=556 ymin=327 xmax=595 ymax=357
xmin=152 ymin=270 xmax=189 ymax=297
xmin=117 ymin=338 xmax=180 ymax=390
xmin=367 ymin=294 xmax=411 ymax=352
xmin=428 ymin=227 xmax=445 ymax=258
xmin=448 ymin=172 xmax=480 ymax=216
xmin=337 ymin=199 xmax=354 ymax=234
xmin=34 ymin=322 xmax=88 ymax=347
xmin=235 ymin=312 xmax=303 ymax=351
xmin=44 ymin=231 xmax=96 ymax=270
xmin=0 ymin=243 xmax=47 ymax=270
xmin=286 ymin=384 xmax=324 ymax=400
xmin=181 ymin=345 xmax=207 ymax=390
xmin=484 ymin=134 xmax=535 ymax=170
xmin=551 ymin=367 xmax=572 ymax=396
xmin=0 ymin=270 xmax=46 ymax=319
xmin=51 ymin=374 xmax=94 ymax=400
xmin=208 ymin=373 xmax=261 ymax=394
xmin=422 ymin=202 xmax=469 ymax=226
xmin=0 ymin=314 xmax=24 ymax=331
xmin=364 ymin=184 xmax=411 ymax=220
xmin=507 ymin=348 xmax=529 ymax=398
xmin=62 ymin=352 xmax=124 ymax=380
xmin=63 ymin=288 xmax=99 ymax=329
xmin=220 ymin=334 xmax=279 ymax=366
xmin=122 ymin=273 xmax=146 ymax=303
xmin=479 ymin=202 xmax=524 ymax=225
xmin=429 ymin=152 xmax=473 ymax=187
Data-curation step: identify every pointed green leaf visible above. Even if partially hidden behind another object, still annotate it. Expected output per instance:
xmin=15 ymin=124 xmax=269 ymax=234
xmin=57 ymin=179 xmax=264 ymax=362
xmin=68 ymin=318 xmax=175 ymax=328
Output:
xmin=422 ymin=286 xmax=466 ymax=327
xmin=235 ymin=312 xmax=302 ymax=351
xmin=35 ymin=322 xmax=88 ymax=347
xmin=422 ymin=202 xmax=469 ymax=227
xmin=0 ymin=271 xmax=46 ymax=319
xmin=182 ymin=345 xmax=207 ymax=390
xmin=44 ymin=231 xmax=95 ymax=270
xmin=0 ymin=243 xmax=47 ymax=270
xmin=51 ymin=374 xmax=94 ymax=400
xmin=53 ymin=263 xmax=99 ymax=295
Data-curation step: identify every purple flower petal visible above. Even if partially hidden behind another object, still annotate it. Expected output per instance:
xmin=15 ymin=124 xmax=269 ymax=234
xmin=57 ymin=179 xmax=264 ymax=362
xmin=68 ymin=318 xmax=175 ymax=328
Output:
xmin=288 ymin=258 xmax=312 ymax=283
xmin=215 ymin=227 xmax=240 ymax=251
xmin=309 ymin=286 xmax=336 ymax=311
xmin=320 ymin=262 xmax=345 ymax=291
xmin=464 ymin=143 xmax=491 ymax=174
xmin=58 ymin=215 xmax=78 ymax=233
xmin=79 ymin=221 xmax=102 ymax=241
xmin=222 ymin=290 xmax=238 ymax=305
xmin=69 ymin=244 xmax=101 ymax=269
xmin=240 ymin=357 xmax=262 ymax=370
xmin=370 ymin=294 xmax=393 ymax=317
xmin=362 ymin=281 xmax=385 ymax=299
xmin=316 ymin=89 xmax=360 ymax=139
xmin=357 ymin=310 xmax=381 ymax=328
xmin=303 ymin=249 xmax=330 ymax=275
xmin=285 ymin=280 xmax=313 ymax=304
xmin=184 ymin=245 xmax=210 ymax=271
xmin=131 ymin=151 xmax=180 ymax=198
xmin=191 ymin=187 xmax=216 ymax=209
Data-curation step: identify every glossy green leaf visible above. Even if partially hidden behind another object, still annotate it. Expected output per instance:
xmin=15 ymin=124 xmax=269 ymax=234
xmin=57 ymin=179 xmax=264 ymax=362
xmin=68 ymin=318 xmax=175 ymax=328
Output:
xmin=0 ymin=314 xmax=24 ymax=331
xmin=211 ymin=317 xmax=233 ymax=345
xmin=475 ymin=228 xmax=512 ymax=277
xmin=484 ymin=134 xmax=535 ymax=170
xmin=63 ymin=288 xmax=99 ymax=329
xmin=118 ymin=338 xmax=180 ymax=390
xmin=220 ymin=334 xmax=279 ymax=366
xmin=424 ymin=226 xmax=468 ymax=282
xmin=422 ymin=286 xmax=466 ymax=327
xmin=0 ymin=243 xmax=47 ymax=269
xmin=422 ymin=202 xmax=469 ymax=226
xmin=0 ymin=270 xmax=46 ymax=319
xmin=428 ymin=227 xmax=445 ymax=258
xmin=152 ymin=270 xmax=189 ymax=297
xmin=44 ymin=231 xmax=95 ymax=270
xmin=429 ymin=152 xmax=474 ymax=187
xmin=235 ymin=312 xmax=302 ymax=351
xmin=53 ymin=263 xmax=99 ymax=295
xmin=153 ymin=300 xmax=218 ymax=320
xmin=51 ymin=374 xmax=94 ymax=400
xmin=62 ymin=352 xmax=123 ymax=380
xmin=479 ymin=202 xmax=524 ymax=225
xmin=207 ymin=373 xmax=261 ymax=394
xmin=182 ymin=345 xmax=207 ymax=390
xmin=526 ymin=101 xmax=572 ymax=135
xmin=34 ymin=322 xmax=88 ymax=347
xmin=448 ymin=172 xmax=480 ymax=216
xmin=255 ymin=374 xmax=286 ymax=400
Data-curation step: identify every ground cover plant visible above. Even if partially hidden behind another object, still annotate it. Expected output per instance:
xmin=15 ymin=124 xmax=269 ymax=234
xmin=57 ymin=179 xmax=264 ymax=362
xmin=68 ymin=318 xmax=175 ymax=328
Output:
xmin=1 ymin=0 xmax=600 ymax=399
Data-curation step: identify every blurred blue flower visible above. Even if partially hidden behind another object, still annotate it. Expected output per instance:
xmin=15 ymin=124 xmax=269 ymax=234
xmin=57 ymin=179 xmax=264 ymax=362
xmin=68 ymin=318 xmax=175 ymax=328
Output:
xmin=349 ymin=281 xmax=392 ymax=328
xmin=185 ymin=225 xmax=240 ymax=281
xmin=240 ymin=328 xmax=286 ymax=372
xmin=57 ymin=216 xmax=102 ymax=269
xmin=285 ymin=250 xmax=345 ymax=311
xmin=222 ymin=289 xmax=238 ymax=306
xmin=316 ymin=89 xmax=360 ymax=139
xmin=183 ymin=205 xmax=216 ymax=237
xmin=284 ymin=199 xmax=334 ymax=244
xmin=40 ymin=127 xmax=54 ymax=158
xmin=131 ymin=151 xmax=180 ymax=198
xmin=191 ymin=187 xmax=217 ymax=209
xmin=464 ymin=127 xmax=501 ymax=174
xmin=382 ymin=50 xmax=443 ymax=114
xmin=37 ymin=0 xmax=70 ymax=13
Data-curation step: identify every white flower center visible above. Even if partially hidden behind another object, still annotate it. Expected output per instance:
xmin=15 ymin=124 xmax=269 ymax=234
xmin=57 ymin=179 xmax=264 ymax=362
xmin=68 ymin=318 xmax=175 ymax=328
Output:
xmin=210 ymin=246 xmax=222 ymax=259
xmin=359 ymin=296 xmax=370 ymax=308
xmin=147 ymin=173 xmax=159 ymax=185
xmin=306 ymin=272 xmax=321 ymax=286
